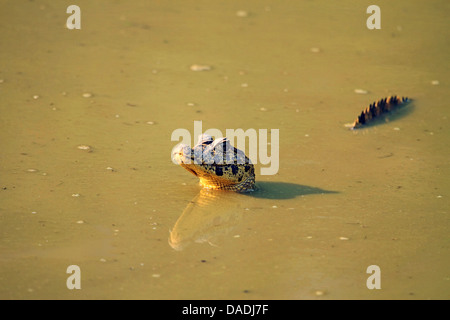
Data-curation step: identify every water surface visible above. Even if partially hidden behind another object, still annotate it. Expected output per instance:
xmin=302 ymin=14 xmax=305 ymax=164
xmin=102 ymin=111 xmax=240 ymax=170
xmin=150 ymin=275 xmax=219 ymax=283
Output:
xmin=0 ymin=0 xmax=449 ymax=299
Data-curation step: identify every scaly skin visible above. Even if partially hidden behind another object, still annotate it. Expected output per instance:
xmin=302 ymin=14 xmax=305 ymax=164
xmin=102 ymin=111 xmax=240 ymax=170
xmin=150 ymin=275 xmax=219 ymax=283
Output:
xmin=173 ymin=134 xmax=256 ymax=192
xmin=350 ymin=95 xmax=409 ymax=129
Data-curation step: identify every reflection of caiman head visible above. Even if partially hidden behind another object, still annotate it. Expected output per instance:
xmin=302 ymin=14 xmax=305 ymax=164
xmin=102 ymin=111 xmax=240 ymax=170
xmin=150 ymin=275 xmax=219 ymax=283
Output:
xmin=172 ymin=134 xmax=256 ymax=192
xmin=169 ymin=189 xmax=243 ymax=251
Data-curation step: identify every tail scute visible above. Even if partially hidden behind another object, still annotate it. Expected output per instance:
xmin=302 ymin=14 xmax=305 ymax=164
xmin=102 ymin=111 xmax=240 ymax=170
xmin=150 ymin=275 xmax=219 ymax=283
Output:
xmin=350 ymin=96 xmax=409 ymax=129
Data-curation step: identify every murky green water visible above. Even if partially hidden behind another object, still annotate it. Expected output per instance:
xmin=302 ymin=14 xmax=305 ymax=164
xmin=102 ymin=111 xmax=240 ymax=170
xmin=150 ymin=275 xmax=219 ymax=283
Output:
xmin=1 ymin=0 xmax=449 ymax=299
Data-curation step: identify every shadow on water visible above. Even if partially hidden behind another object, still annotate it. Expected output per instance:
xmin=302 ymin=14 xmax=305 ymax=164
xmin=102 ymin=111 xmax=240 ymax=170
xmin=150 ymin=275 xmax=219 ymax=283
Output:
xmin=247 ymin=181 xmax=338 ymax=199
xmin=168 ymin=182 xmax=338 ymax=250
